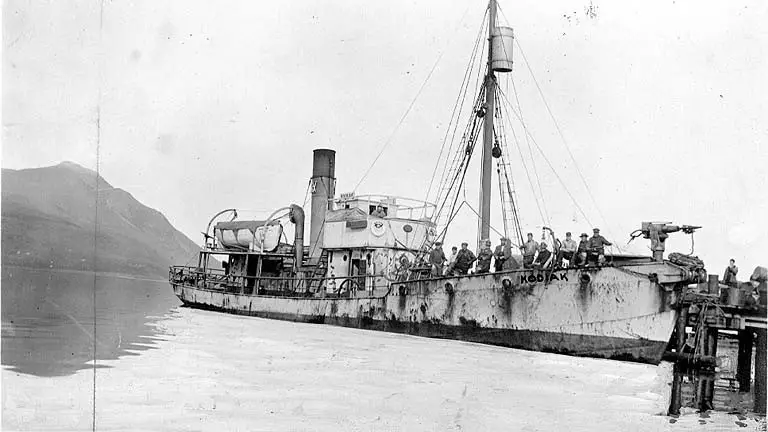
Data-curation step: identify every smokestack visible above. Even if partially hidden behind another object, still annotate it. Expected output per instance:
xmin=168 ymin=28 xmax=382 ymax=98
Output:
xmin=309 ymin=149 xmax=336 ymax=261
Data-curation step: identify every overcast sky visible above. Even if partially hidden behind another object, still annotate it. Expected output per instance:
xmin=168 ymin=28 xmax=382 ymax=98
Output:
xmin=3 ymin=0 xmax=766 ymax=274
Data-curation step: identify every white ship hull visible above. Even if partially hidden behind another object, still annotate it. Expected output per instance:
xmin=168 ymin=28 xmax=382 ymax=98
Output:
xmin=172 ymin=263 xmax=682 ymax=364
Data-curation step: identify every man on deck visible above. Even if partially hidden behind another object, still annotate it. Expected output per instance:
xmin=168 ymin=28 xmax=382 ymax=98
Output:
xmin=429 ymin=242 xmax=447 ymax=277
xmin=558 ymin=232 xmax=577 ymax=267
xmin=476 ymin=240 xmax=493 ymax=274
xmin=454 ymin=242 xmax=476 ymax=275
xmin=520 ymin=233 xmax=538 ymax=269
xmin=575 ymin=233 xmax=589 ymax=267
xmin=588 ymin=228 xmax=612 ymax=265
xmin=445 ymin=246 xmax=458 ymax=275
xmin=494 ymin=238 xmax=508 ymax=272
xmin=533 ymin=243 xmax=553 ymax=270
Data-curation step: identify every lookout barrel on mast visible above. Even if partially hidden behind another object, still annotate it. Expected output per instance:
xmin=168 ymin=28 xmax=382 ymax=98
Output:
xmin=491 ymin=27 xmax=514 ymax=72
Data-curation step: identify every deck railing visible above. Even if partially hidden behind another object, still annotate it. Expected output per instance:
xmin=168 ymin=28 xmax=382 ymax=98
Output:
xmin=169 ymin=265 xmax=390 ymax=298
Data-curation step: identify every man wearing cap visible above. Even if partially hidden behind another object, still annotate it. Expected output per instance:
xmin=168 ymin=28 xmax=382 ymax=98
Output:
xmin=454 ymin=242 xmax=476 ymax=275
xmin=533 ymin=242 xmax=553 ymax=270
xmin=520 ymin=233 xmax=539 ymax=269
xmin=494 ymin=238 xmax=508 ymax=272
xmin=588 ymin=228 xmax=612 ymax=265
xmin=558 ymin=232 xmax=577 ymax=267
xmin=476 ymin=239 xmax=493 ymax=274
xmin=429 ymin=242 xmax=447 ymax=276
xmin=575 ymin=233 xmax=590 ymax=267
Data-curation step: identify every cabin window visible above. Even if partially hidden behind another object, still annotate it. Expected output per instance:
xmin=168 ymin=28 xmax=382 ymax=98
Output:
xmin=369 ymin=205 xmax=387 ymax=216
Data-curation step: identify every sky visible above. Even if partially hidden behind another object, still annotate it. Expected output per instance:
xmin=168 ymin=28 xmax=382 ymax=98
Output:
xmin=2 ymin=0 xmax=767 ymax=276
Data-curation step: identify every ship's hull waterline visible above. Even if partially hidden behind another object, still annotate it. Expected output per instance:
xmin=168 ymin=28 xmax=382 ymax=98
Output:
xmin=173 ymin=265 xmax=679 ymax=365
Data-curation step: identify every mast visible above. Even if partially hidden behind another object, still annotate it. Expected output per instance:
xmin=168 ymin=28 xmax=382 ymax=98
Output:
xmin=477 ymin=0 xmax=497 ymax=250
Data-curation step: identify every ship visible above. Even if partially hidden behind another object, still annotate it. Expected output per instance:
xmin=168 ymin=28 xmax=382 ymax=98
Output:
xmin=169 ymin=0 xmax=708 ymax=364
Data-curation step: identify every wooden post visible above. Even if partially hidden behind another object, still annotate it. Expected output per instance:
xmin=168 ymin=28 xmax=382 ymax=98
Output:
xmin=737 ymin=330 xmax=754 ymax=392
xmin=699 ymin=327 xmax=718 ymax=411
xmin=755 ymin=328 xmax=767 ymax=414
xmin=669 ymin=307 xmax=688 ymax=415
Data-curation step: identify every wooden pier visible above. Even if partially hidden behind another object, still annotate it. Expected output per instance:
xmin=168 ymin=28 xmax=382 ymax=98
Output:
xmin=667 ymin=273 xmax=767 ymax=416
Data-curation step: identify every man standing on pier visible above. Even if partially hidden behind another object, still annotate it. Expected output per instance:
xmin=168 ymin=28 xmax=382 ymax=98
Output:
xmin=723 ymin=258 xmax=739 ymax=287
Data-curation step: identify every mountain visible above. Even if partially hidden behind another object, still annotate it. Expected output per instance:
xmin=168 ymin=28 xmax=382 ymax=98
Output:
xmin=2 ymin=162 xmax=200 ymax=279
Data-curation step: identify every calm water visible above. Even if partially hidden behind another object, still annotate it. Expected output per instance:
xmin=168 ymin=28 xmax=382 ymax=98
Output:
xmin=2 ymin=267 xmax=764 ymax=431
xmin=1 ymin=267 xmax=179 ymax=377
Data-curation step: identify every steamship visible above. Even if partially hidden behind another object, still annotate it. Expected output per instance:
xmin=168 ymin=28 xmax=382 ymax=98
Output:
xmin=169 ymin=1 xmax=706 ymax=364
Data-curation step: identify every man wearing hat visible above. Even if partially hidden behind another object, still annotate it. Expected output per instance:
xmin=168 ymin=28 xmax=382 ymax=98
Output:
xmin=575 ymin=233 xmax=590 ymax=267
xmin=520 ymin=233 xmax=539 ymax=269
xmin=454 ymin=242 xmax=476 ymax=275
xmin=429 ymin=241 xmax=447 ymax=276
xmin=476 ymin=239 xmax=493 ymax=274
xmin=588 ymin=228 xmax=612 ymax=265
xmin=558 ymin=232 xmax=577 ymax=267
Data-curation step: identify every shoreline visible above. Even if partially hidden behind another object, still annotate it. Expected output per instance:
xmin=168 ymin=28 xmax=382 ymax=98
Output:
xmin=0 ymin=264 xmax=167 ymax=283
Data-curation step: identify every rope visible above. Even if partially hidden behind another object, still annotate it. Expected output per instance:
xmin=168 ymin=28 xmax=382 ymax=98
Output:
xmin=355 ymin=5 xmax=474 ymax=192
xmin=514 ymin=38 xmax=619 ymax=243
xmin=500 ymin=93 xmax=547 ymax=224
xmin=424 ymin=7 xmax=488 ymax=207
xmin=507 ymin=80 xmax=551 ymax=227
xmin=497 ymin=86 xmax=595 ymax=229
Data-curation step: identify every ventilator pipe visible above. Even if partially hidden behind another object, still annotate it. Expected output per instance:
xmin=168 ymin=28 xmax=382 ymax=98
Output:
xmin=289 ymin=205 xmax=305 ymax=270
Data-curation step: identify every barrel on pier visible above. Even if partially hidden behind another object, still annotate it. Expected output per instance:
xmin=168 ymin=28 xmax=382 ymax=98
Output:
xmin=491 ymin=27 xmax=514 ymax=73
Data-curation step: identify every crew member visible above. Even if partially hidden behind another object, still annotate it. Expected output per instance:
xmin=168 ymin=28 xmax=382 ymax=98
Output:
xmin=575 ymin=233 xmax=589 ymax=267
xmin=559 ymin=232 xmax=577 ymax=267
xmin=494 ymin=238 xmax=508 ymax=272
xmin=588 ymin=228 xmax=612 ymax=265
xmin=476 ymin=240 xmax=493 ymax=274
xmin=445 ymin=246 xmax=458 ymax=275
xmin=533 ymin=243 xmax=552 ymax=270
xmin=520 ymin=233 xmax=538 ymax=269
xmin=723 ymin=259 xmax=739 ymax=287
xmin=429 ymin=242 xmax=447 ymax=276
xmin=454 ymin=242 xmax=476 ymax=275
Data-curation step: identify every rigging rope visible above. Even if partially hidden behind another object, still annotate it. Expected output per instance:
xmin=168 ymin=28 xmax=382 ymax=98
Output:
xmin=424 ymin=7 xmax=488 ymax=208
xmin=514 ymin=38 xmax=619 ymax=242
xmin=497 ymin=86 xmax=596 ymax=229
xmin=354 ymin=5 xmax=474 ymax=192
xmin=507 ymin=79 xmax=551 ymax=227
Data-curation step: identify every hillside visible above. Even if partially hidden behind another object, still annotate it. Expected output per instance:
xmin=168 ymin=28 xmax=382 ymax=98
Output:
xmin=1 ymin=162 xmax=200 ymax=279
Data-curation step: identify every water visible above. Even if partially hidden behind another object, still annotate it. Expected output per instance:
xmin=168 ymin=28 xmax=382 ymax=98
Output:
xmin=2 ymin=267 xmax=178 ymax=377
xmin=2 ymin=268 xmax=765 ymax=431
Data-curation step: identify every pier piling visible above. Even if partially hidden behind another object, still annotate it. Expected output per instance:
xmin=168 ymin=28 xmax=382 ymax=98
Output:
xmin=755 ymin=328 xmax=766 ymax=414
xmin=737 ymin=330 xmax=754 ymax=392
xmin=668 ymin=307 xmax=689 ymax=416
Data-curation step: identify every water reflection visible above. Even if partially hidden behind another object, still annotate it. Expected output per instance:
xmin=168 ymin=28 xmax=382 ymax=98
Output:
xmin=1 ymin=267 xmax=179 ymax=377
